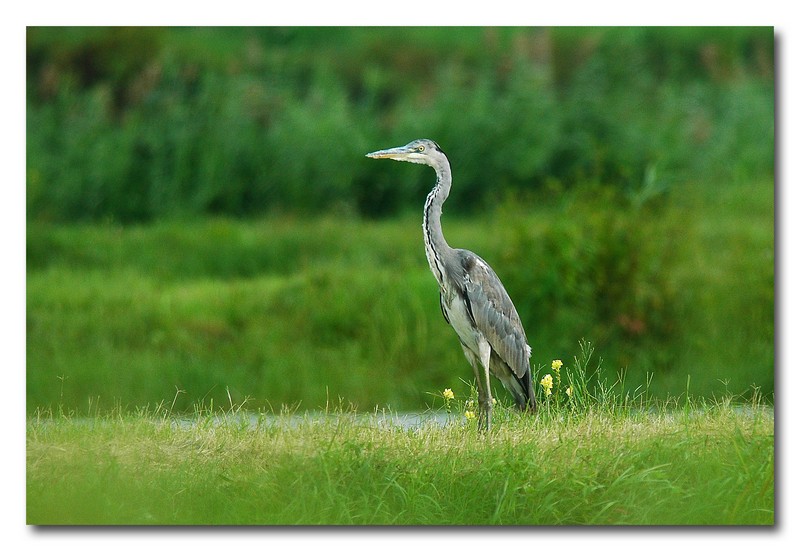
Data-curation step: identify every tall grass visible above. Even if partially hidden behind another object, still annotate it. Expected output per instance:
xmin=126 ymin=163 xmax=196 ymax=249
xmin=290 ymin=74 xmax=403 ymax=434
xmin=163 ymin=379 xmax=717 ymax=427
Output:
xmin=26 ymin=174 xmax=773 ymax=414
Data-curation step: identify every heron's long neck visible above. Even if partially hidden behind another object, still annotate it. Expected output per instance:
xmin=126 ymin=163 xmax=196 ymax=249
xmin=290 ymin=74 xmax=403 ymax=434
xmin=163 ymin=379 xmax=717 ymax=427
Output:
xmin=423 ymin=163 xmax=454 ymax=289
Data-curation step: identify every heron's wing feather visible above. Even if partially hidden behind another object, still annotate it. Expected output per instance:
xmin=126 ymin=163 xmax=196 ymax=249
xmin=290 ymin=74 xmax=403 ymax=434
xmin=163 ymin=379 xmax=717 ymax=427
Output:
xmin=461 ymin=253 xmax=531 ymax=379
xmin=439 ymin=292 xmax=451 ymax=325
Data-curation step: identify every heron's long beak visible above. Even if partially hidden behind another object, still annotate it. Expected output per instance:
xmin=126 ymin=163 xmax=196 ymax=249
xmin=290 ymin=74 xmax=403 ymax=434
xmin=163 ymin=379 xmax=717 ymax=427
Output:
xmin=365 ymin=145 xmax=415 ymax=160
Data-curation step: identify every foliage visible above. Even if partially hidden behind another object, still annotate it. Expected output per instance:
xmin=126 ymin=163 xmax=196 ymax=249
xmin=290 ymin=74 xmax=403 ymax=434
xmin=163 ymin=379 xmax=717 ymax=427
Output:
xmin=502 ymin=185 xmax=683 ymax=375
xmin=26 ymin=179 xmax=773 ymax=414
xmin=26 ymin=27 xmax=773 ymax=222
xmin=25 ymin=26 xmax=773 ymax=415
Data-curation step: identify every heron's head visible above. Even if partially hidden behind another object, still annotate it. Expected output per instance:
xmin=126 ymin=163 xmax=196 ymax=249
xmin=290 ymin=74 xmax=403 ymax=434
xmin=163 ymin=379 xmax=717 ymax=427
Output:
xmin=366 ymin=139 xmax=447 ymax=167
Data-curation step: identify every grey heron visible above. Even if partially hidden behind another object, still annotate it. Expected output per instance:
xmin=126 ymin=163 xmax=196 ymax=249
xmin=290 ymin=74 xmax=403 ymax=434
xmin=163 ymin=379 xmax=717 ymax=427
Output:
xmin=367 ymin=139 xmax=536 ymax=430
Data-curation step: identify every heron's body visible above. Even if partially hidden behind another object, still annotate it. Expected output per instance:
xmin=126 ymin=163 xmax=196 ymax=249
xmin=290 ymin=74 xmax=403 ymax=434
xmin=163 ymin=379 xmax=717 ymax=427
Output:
xmin=367 ymin=139 xmax=535 ymax=430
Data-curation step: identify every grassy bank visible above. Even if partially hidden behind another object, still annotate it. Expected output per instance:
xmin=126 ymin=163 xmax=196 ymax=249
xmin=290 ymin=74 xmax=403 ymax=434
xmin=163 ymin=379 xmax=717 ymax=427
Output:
xmin=26 ymin=398 xmax=774 ymax=525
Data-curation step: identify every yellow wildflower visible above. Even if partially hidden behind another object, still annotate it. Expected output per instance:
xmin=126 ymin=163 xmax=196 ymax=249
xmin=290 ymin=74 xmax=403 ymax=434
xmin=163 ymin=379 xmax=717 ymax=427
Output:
xmin=540 ymin=374 xmax=553 ymax=396
xmin=442 ymin=388 xmax=454 ymax=401
xmin=566 ymin=386 xmax=573 ymax=398
xmin=464 ymin=410 xmax=476 ymax=420
xmin=552 ymin=359 xmax=563 ymax=373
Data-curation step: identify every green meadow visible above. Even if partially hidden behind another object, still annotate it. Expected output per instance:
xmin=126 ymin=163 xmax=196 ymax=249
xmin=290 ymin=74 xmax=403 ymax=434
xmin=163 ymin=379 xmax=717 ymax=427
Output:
xmin=26 ymin=27 xmax=774 ymax=525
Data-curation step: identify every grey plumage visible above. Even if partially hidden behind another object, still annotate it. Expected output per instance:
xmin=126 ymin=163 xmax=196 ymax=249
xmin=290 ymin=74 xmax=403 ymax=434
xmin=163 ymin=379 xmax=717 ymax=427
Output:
xmin=366 ymin=138 xmax=535 ymax=430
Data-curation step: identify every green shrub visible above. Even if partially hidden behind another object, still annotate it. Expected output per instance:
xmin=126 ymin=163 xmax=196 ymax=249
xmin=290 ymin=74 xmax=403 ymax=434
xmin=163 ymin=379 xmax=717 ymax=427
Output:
xmin=502 ymin=185 xmax=682 ymax=375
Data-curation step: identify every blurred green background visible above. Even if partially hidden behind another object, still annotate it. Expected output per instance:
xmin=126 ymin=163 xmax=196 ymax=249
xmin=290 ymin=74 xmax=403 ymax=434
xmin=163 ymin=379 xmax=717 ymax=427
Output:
xmin=26 ymin=27 xmax=774 ymax=414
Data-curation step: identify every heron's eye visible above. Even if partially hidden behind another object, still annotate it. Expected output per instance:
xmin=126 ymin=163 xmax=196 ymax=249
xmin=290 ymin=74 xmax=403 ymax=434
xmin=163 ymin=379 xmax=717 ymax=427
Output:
xmin=416 ymin=145 xmax=425 ymax=152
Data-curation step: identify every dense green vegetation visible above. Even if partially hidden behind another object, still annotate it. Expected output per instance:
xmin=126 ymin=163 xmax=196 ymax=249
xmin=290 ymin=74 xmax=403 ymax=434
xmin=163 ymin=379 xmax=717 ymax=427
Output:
xmin=27 ymin=177 xmax=772 ymax=414
xmin=27 ymin=27 xmax=773 ymax=221
xmin=26 ymin=27 xmax=773 ymax=413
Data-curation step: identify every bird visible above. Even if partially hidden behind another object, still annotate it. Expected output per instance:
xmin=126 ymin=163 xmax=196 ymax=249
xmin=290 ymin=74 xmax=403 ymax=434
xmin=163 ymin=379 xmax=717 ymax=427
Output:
xmin=366 ymin=138 xmax=535 ymax=430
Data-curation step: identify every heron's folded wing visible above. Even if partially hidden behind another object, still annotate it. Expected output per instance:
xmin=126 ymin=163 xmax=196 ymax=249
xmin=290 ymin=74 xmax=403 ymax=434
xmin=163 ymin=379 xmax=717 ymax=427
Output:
xmin=462 ymin=254 xmax=531 ymax=379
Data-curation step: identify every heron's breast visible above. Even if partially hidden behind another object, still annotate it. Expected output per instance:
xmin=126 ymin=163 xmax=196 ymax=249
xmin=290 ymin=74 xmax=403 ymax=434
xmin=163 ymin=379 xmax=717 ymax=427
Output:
xmin=442 ymin=292 xmax=482 ymax=355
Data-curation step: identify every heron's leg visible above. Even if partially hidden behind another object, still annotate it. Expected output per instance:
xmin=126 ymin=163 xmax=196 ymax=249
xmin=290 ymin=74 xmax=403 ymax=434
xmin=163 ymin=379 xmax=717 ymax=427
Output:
xmin=476 ymin=340 xmax=493 ymax=431
xmin=461 ymin=343 xmax=491 ymax=431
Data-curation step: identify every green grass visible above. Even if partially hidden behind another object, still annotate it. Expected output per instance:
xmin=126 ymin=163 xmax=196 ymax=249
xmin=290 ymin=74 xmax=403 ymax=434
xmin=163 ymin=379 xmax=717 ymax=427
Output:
xmin=26 ymin=215 xmax=456 ymax=413
xmin=26 ymin=396 xmax=774 ymax=525
xmin=26 ymin=175 xmax=773 ymax=414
